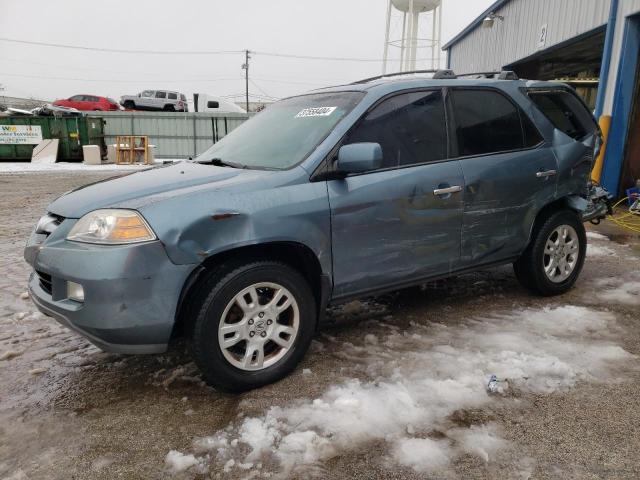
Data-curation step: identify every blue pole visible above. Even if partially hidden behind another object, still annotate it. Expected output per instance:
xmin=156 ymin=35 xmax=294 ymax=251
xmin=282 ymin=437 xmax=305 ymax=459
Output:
xmin=594 ymin=0 xmax=619 ymax=118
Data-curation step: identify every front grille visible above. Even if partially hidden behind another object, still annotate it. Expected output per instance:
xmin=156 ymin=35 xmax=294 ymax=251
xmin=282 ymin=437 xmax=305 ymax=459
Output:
xmin=36 ymin=271 xmax=52 ymax=295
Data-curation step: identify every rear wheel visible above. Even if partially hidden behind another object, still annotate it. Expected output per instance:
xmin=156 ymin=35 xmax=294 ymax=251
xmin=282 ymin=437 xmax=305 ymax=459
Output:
xmin=123 ymin=100 xmax=135 ymax=110
xmin=190 ymin=260 xmax=316 ymax=392
xmin=514 ymin=210 xmax=586 ymax=296
xmin=163 ymin=104 xmax=175 ymax=111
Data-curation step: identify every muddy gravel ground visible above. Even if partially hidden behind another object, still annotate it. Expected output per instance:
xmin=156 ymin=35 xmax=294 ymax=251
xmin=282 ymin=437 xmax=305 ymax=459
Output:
xmin=1 ymin=171 xmax=639 ymax=480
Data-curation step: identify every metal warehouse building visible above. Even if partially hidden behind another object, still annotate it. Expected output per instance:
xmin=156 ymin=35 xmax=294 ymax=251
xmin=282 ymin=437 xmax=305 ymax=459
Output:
xmin=443 ymin=0 xmax=640 ymax=197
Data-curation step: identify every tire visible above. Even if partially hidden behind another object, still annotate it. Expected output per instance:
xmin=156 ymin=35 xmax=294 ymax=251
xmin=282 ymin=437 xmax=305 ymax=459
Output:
xmin=190 ymin=260 xmax=316 ymax=392
xmin=163 ymin=104 xmax=175 ymax=112
xmin=123 ymin=101 xmax=135 ymax=110
xmin=514 ymin=210 xmax=586 ymax=296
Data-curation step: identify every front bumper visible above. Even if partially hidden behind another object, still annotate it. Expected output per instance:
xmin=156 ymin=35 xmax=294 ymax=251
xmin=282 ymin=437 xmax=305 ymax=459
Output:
xmin=25 ymin=224 xmax=194 ymax=354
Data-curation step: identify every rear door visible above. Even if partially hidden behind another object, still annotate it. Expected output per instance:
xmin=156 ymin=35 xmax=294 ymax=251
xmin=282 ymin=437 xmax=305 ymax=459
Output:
xmin=328 ymin=89 xmax=465 ymax=298
xmin=526 ymin=89 xmax=599 ymax=198
xmin=448 ymin=88 xmax=558 ymax=266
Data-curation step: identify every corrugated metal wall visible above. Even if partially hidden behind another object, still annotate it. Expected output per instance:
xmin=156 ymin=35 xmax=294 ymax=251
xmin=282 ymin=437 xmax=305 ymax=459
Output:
xmin=88 ymin=112 xmax=249 ymax=159
xmin=448 ymin=0 xmax=611 ymax=74
xmin=603 ymin=0 xmax=640 ymax=114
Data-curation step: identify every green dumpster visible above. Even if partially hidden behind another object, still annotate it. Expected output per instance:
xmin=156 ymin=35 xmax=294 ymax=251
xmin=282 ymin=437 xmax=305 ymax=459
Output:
xmin=0 ymin=116 xmax=106 ymax=161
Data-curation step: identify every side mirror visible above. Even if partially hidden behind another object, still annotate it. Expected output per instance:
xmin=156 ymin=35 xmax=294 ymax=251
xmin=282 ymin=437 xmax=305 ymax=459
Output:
xmin=336 ymin=143 xmax=382 ymax=174
xmin=207 ymin=101 xmax=219 ymax=109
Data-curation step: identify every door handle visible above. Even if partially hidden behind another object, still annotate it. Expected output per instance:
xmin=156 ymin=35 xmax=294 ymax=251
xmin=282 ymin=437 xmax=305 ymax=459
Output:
xmin=433 ymin=185 xmax=462 ymax=196
xmin=536 ymin=169 xmax=557 ymax=178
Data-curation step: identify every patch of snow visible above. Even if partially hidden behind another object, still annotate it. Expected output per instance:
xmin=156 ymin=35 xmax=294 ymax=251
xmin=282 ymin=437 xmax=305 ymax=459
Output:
xmin=391 ymin=437 xmax=452 ymax=472
xmin=165 ymin=450 xmax=199 ymax=473
xmin=302 ymin=368 xmax=312 ymax=375
xmin=181 ymin=305 xmax=632 ymax=476
xmin=598 ymin=281 xmax=640 ymax=305
xmin=587 ymin=244 xmax=616 ymax=257
xmin=0 ymin=160 xmax=182 ymax=173
xmin=364 ymin=334 xmax=378 ymax=345
xmin=586 ymin=231 xmax=609 ymax=241
xmin=0 ymin=350 xmax=24 ymax=361
xmin=28 ymin=367 xmax=47 ymax=375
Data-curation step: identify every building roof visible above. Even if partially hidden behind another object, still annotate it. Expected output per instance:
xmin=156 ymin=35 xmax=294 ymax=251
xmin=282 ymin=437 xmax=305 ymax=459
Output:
xmin=442 ymin=0 xmax=510 ymax=50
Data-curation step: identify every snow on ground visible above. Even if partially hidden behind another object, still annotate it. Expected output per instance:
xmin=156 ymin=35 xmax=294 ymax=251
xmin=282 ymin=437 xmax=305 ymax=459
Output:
xmin=171 ymin=305 xmax=632 ymax=477
xmin=586 ymin=231 xmax=610 ymax=241
xmin=594 ymin=275 xmax=640 ymax=305
xmin=586 ymin=243 xmax=616 ymax=257
xmin=0 ymin=160 xmax=182 ymax=173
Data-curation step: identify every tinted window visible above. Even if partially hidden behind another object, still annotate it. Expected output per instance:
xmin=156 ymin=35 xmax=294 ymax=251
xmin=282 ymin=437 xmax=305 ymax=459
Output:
xmin=87 ymin=96 xmax=100 ymax=102
xmin=168 ymin=92 xmax=177 ymax=100
xmin=69 ymin=95 xmax=83 ymax=101
xmin=345 ymin=90 xmax=447 ymax=168
xmin=451 ymin=90 xmax=523 ymax=156
xmin=522 ymin=111 xmax=544 ymax=147
xmin=155 ymin=91 xmax=167 ymax=99
xmin=528 ymin=90 xmax=597 ymax=140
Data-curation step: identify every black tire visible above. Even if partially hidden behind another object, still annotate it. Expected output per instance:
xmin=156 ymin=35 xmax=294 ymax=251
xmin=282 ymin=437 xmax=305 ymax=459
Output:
xmin=163 ymin=104 xmax=175 ymax=111
xmin=123 ymin=100 xmax=135 ymax=110
xmin=514 ymin=209 xmax=586 ymax=296
xmin=190 ymin=260 xmax=316 ymax=392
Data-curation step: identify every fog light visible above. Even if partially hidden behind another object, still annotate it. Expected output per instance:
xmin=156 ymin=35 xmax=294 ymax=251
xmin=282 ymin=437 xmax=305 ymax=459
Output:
xmin=67 ymin=281 xmax=85 ymax=302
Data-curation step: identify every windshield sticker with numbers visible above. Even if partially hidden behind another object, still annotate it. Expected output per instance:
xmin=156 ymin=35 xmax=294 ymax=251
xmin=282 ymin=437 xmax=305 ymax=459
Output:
xmin=295 ymin=106 xmax=337 ymax=118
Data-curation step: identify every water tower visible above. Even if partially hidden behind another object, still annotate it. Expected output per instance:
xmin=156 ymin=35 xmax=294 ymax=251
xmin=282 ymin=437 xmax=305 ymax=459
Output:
xmin=382 ymin=0 xmax=442 ymax=73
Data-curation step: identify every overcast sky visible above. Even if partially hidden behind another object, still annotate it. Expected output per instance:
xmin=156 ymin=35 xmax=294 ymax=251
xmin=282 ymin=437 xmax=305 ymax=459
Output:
xmin=0 ymin=0 xmax=493 ymax=104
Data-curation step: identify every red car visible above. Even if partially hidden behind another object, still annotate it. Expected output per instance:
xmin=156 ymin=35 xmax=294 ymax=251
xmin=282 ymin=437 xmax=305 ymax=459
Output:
xmin=53 ymin=95 xmax=120 ymax=111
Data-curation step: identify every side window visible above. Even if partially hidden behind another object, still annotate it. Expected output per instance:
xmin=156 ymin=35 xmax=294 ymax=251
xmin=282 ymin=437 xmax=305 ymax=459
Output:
xmin=141 ymin=91 xmax=154 ymax=98
xmin=69 ymin=95 xmax=83 ymax=101
xmin=168 ymin=92 xmax=178 ymax=100
xmin=88 ymin=96 xmax=100 ymax=102
xmin=450 ymin=89 xmax=524 ymax=156
xmin=521 ymin=111 xmax=544 ymax=147
xmin=344 ymin=90 xmax=447 ymax=169
xmin=155 ymin=91 xmax=167 ymax=99
xmin=528 ymin=90 xmax=597 ymax=140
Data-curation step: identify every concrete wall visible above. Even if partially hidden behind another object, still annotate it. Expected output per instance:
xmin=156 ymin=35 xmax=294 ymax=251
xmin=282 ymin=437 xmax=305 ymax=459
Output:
xmin=88 ymin=111 xmax=249 ymax=159
xmin=446 ymin=0 xmax=610 ymax=74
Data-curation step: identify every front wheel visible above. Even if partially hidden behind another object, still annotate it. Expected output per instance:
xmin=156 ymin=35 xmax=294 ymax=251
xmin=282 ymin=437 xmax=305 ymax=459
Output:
xmin=514 ymin=210 xmax=586 ymax=296
xmin=190 ymin=261 xmax=316 ymax=392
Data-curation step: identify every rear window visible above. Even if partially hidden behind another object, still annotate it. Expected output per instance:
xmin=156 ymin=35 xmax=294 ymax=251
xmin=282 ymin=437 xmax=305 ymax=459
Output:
xmin=168 ymin=92 xmax=177 ymax=100
xmin=450 ymin=89 xmax=525 ymax=156
xmin=528 ymin=90 xmax=597 ymax=140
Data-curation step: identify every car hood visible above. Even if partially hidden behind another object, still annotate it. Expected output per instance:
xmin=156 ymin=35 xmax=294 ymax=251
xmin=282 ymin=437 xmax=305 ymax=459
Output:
xmin=47 ymin=162 xmax=280 ymax=218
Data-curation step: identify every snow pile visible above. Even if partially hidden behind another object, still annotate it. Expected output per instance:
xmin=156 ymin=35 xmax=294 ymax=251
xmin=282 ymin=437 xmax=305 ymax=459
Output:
xmin=595 ymin=277 xmax=640 ymax=305
xmin=586 ymin=244 xmax=616 ymax=257
xmin=586 ymin=231 xmax=609 ymax=241
xmin=175 ymin=306 xmax=631 ymax=477
xmin=165 ymin=450 xmax=200 ymax=473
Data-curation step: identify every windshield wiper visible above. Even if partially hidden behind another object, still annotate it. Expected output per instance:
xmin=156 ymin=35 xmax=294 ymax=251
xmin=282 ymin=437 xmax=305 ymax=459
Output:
xmin=198 ymin=158 xmax=246 ymax=169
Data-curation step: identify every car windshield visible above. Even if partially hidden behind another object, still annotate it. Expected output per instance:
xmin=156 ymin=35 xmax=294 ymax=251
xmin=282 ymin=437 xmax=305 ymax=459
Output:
xmin=196 ymin=91 xmax=364 ymax=170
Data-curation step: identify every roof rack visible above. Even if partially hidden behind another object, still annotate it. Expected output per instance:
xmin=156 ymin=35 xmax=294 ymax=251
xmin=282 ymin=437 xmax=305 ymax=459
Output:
xmin=351 ymin=69 xmax=457 ymax=85
xmin=456 ymin=70 xmax=519 ymax=80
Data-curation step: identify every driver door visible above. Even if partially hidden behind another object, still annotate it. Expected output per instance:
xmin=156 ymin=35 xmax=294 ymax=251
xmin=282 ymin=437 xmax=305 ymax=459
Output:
xmin=327 ymin=89 xmax=464 ymax=298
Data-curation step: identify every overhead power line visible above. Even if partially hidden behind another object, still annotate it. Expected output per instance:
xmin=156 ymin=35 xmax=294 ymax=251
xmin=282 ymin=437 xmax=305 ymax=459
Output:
xmin=0 ymin=37 xmax=399 ymax=62
xmin=0 ymin=72 xmax=245 ymax=83
xmin=0 ymin=37 xmax=243 ymax=55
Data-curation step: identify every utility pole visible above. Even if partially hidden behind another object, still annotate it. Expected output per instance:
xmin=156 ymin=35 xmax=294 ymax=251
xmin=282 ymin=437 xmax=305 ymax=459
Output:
xmin=241 ymin=50 xmax=250 ymax=113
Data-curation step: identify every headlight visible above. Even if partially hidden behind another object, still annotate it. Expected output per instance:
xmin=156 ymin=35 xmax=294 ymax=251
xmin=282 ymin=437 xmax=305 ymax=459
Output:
xmin=67 ymin=209 xmax=156 ymax=244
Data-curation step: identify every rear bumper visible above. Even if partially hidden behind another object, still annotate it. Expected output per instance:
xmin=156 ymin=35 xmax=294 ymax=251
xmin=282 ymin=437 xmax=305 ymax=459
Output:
xmin=25 ymin=234 xmax=194 ymax=354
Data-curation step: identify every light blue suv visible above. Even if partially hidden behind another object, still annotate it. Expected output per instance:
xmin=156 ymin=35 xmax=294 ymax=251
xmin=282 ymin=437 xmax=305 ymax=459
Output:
xmin=25 ymin=70 xmax=601 ymax=391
